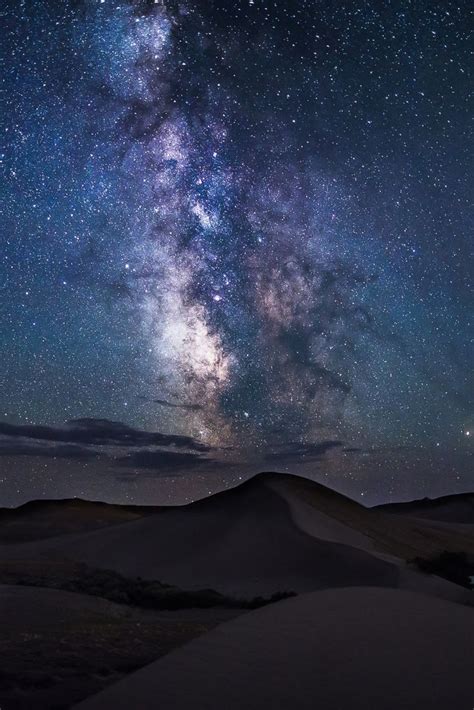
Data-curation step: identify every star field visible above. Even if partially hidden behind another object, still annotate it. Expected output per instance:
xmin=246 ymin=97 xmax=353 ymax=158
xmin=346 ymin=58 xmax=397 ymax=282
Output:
xmin=1 ymin=0 xmax=472 ymax=504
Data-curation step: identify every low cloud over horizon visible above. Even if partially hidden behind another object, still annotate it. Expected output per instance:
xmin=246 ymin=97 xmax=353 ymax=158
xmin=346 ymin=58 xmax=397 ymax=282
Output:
xmin=0 ymin=417 xmax=349 ymax=476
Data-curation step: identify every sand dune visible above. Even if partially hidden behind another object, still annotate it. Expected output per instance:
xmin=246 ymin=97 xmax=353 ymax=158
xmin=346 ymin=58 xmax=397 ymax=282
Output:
xmin=1 ymin=473 xmax=472 ymax=601
xmin=1 ymin=474 xmax=473 ymax=709
xmin=0 ymin=582 xmax=131 ymax=625
xmin=73 ymin=587 xmax=474 ymax=710
xmin=0 ymin=498 xmax=156 ymax=543
xmin=0 ymin=476 xmax=398 ymax=596
xmin=376 ymin=491 xmax=474 ymax=524
xmin=270 ymin=473 xmax=474 ymax=558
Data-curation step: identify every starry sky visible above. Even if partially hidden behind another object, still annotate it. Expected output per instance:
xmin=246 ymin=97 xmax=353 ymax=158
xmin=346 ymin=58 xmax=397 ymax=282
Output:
xmin=1 ymin=0 xmax=472 ymax=506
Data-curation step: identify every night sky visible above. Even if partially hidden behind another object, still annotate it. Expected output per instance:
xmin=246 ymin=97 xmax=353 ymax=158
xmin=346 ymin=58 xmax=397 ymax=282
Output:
xmin=1 ymin=0 xmax=472 ymax=506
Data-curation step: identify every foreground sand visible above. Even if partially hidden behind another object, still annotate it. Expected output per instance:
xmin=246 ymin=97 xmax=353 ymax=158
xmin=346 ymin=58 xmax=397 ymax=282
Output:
xmin=73 ymin=587 xmax=474 ymax=710
xmin=0 ymin=584 xmax=239 ymax=710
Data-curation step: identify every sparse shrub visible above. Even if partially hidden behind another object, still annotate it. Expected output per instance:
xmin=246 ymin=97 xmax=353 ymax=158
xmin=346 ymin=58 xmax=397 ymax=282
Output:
xmin=243 ymin=591 xmax=297 ymax=609
xmin=0 ymin=561 xmax=297 ymax=610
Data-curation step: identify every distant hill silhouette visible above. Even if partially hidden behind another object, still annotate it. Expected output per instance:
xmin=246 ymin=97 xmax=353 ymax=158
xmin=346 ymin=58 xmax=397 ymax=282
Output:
xmin=376 ymin=491 xmax=474 ymax=524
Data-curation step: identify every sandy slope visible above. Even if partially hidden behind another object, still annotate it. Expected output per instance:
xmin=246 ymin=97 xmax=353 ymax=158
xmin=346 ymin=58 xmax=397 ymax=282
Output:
xmin=73 ymin=587 xmax=474 ymax=710
xmin=1 ymin=474 xmax=472 ymax=602
xmin=0 ymin=582 xmax=132 ymax=624
xmin=0 ymin=499 xmax=156 ymax=543
xmin=377 ymin=492 xmax=474 ymax=523
xmin=0 ymin=476 xmax=398 ymax=596
xmin=272 ymin=473 xmax=474 ymax=559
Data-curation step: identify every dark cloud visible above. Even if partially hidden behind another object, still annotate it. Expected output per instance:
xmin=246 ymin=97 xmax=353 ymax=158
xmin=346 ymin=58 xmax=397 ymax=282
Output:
xmin=0 ymin=418 xmax=225 ymax=473
xmin=0 ymin=419 xmax=344 ymax=473
xmin=0 ymin=418 xmax=209 ymax=452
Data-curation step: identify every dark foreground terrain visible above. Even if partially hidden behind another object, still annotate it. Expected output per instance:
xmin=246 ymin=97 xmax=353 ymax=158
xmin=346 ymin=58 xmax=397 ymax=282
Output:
xmin=0 ymin=472 xmax=472 ymax=709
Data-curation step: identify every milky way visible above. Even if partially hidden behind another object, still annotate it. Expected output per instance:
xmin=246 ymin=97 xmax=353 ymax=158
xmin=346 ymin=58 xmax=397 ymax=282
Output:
xmin=85 ymin=3 xmax=390 ymax=449
xmin=1 ymin=0 xmax=472 ymax=503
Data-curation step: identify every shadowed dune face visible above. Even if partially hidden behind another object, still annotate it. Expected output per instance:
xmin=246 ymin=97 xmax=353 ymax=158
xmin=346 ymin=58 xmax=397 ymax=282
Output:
xmin=0 ymin=475 xmax=398 ymax=596
xmin=72 ymin=587 xmax=474 ymax=710
xmin=0 ymin=584 xmax=235 ymax=710
xmin=0 ymin=499 xmax=158 ymax=543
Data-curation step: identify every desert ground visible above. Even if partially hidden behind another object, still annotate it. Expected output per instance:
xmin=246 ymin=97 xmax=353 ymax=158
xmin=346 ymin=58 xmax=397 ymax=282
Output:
xmin=0 ymin=472 xmax=472 ymax=709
